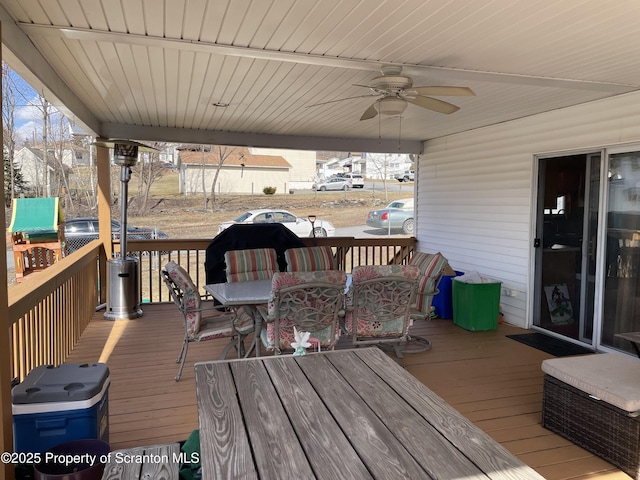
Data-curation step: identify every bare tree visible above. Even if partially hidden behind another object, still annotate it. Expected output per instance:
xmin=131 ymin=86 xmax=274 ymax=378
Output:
xmin=47 ymin=107 xmax=75 ymax=210
xmin=131 ymin=141 xmax=167 ymax=213
xmin=69 ymin=134 xmax=98 ymax=211
xmin=2 ymin=63 xmax=17 ymax=204
xmin=368 ymin=153 xmax=392 ymax=201
xmin=201 ymin=145 xmax=208 ymax=210
xmin=35 ymin=95 xmax=53 ymax=197
xmin=208 ymin=145 xmax=236 ymax=209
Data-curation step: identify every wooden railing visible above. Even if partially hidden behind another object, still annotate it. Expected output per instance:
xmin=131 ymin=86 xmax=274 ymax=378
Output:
xmin=122 ymin=236 xmax=417 ymax=303
xmin=6 ymin=236 xmax=416 ymax=381
xmin=8 ymin=240 xmax=103 ymax=382
xmin=301 ymin=237 xmax=416 ymax=272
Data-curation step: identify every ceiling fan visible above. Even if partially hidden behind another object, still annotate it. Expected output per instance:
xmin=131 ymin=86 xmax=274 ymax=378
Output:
xmin=309 ymin=66 xmax=475 ymax=121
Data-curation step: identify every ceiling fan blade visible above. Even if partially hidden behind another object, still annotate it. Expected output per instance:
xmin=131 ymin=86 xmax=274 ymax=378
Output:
xmin=360 ymin=103 xmax=378 ymax=121
xmin=407 ymin=86 xmax=475 ymax=97
xmin=306 ymin=94 xmax=376 ymax=108
xmin=406 ymin=96 xmax=460 ymax=114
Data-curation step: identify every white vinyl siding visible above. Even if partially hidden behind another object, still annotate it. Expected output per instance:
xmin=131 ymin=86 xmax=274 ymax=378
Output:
xmin=181 ymin=166 xmax=290 ymax=195
xmin=417 ymin=90 xmax=640 ymax=328
xmin=250 ymin=148 xmax=317 ymax=188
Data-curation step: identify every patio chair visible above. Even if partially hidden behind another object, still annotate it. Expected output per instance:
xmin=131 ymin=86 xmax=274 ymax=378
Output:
xmin=345 ymin=264 xmax=420 ymax=358
xmin=162 ymin=261 xmax=254 ymax=381
xmin=409 ymin=252 xmax=450 ymax=321
xmin=284 ymin=245 xmax=337 ymax=272
xmin=224 ymin=247 xmax=278 ymax=282
xmin=257 ymin=270 xmax=347 ymax=354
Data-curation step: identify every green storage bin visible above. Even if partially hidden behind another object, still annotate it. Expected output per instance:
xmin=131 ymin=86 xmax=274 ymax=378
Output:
xmin=452 ymin=278 xmax=501 ymax=331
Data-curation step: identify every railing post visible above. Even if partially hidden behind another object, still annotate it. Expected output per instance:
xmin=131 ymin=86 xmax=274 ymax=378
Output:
xmin=96 ymin=140 xmax=112 ymax=305
xmin=0 ymin=19 xmax=17 ymax=478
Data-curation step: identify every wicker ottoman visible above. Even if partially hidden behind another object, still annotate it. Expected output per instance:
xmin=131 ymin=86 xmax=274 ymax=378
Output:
xmin=542 ymin=354 xmax=640 ymax=479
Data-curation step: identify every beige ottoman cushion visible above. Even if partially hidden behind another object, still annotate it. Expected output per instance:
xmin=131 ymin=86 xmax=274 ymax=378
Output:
xmin=542 ymin=353 xmax=640 ymax=413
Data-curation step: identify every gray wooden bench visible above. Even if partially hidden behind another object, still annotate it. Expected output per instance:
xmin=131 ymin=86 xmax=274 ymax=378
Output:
xmin=101 ymin=443 xmax=181 ymax=480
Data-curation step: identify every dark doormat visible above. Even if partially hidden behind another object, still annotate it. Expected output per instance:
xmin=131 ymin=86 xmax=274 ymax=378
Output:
xmin=506 ymin=333 xmax=594 ymax=357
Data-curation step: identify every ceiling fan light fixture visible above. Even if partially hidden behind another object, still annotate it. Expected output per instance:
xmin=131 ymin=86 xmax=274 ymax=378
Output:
xmin=376 ymin=97 xmax=408 ymax=116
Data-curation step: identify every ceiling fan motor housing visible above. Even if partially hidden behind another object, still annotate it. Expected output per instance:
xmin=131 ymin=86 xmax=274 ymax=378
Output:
xmin=370 ymin=75 xmax=413 ymax=92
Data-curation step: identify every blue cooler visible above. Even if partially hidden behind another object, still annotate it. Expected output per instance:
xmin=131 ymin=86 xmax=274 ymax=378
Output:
xmin=432 ymin=270 xmax=463 ymax=319
xmin=12 ymin=363 xmax=110 ymax=454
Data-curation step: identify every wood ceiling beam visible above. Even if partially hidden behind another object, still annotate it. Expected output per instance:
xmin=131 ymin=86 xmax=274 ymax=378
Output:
xmin=101 ymin=123 xmax=424 ymax=154
xmin=20 ymin=23 xmax=639 ymax=94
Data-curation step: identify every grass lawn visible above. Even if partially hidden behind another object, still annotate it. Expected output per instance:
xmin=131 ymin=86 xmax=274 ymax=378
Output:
xmin=127 ymin=172 xmax=412 ymax=239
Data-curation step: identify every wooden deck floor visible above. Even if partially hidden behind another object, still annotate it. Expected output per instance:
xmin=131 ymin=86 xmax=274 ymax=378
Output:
xmin=66 ymin=303 xmax=630 ymax=480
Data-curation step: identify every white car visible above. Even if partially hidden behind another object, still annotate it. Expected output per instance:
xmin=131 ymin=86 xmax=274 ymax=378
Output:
xmin=394 ymin=170 xmax=415 ymax=182
xmin=218 ymin=209 xmax=335 ymax=237
xmin=343 ymin=173 xmax=365 ymax=188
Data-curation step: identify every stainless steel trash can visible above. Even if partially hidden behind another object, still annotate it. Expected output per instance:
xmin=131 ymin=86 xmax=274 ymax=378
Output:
xmin=104 ymin=257 xmax=142 ymax=320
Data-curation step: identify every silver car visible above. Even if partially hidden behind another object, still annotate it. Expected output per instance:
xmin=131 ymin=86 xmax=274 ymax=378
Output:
xmin=314 ymin=177 xmax=352 ymax=191
xmin=366 ymin=198 xmax=415 ymax=235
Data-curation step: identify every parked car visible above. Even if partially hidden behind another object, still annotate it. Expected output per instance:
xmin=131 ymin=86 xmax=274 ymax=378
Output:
xmin=366 ymin=198 xmax=414 ymax=235
xmin=218 ymin=209 xmax=335 ymax=237
xmin=343 ymin=173 xmax=365 ymax=188
xmin=313 ymin=177 xmax=352 ymax=191
xmin=394 ymin=170 xmax=415 ymax=182
xmin=64 ymin=218 xmax=169 ymax=253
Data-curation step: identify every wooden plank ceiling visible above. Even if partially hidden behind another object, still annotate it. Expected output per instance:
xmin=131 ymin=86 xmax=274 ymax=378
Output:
xmin=1 ymin=0 xmax=639 ymax=153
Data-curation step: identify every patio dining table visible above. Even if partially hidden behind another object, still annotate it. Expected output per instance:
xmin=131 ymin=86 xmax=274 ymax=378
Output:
xmin=195 ymin=347 xmax=545 ymax=480
xmin=204 ymin=279 xmax=272 ymax=357
xmin=204 ymin=275 xmax=352 ymax=357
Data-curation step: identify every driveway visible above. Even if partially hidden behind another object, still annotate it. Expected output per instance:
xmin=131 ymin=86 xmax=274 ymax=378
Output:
xmin=335 ymin=225 xmax=411 ymax=238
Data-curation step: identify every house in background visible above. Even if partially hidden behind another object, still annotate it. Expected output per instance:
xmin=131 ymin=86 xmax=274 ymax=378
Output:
xmin=316 ymin=152 xmax=366 ymax=179
xmin=178 ymin=147 xmax=292 ymax=195
xmin=361 ymin=153 xmax=414 ymax=180
xmin=250 ymin=147 xmax=316 ymax=190
xmin=63 ymin=146 xmax=91 ymax=167
xmin=14 ymin=144 xmax=90 ymax=171
xmin=315 ymin=152 xmax=414 ymax=180
xmin=13 ymin=145 xmax=90 ymax=197
xmin=13 ymin=147 xmax=51 ymax=190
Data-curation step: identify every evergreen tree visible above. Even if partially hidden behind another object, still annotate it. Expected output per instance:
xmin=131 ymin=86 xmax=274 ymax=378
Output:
xmin=4 ymin=153 xmax=29 ymax=206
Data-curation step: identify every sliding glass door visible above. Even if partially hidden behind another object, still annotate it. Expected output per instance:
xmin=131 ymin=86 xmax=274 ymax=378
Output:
xmin=534 ymin=146 xmax=640 ymax=355
xmin=601 ymin=149 xmax=640 ymax=353
xmin=533 ymin=153 xmax=601 ymax=346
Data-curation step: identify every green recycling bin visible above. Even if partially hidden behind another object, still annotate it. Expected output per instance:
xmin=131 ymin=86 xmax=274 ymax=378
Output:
xmin=452 ymin=278 xmax=502 ymax=331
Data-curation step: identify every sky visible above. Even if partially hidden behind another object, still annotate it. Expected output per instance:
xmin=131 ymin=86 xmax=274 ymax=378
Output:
xmin=5 ymin=67 xmax=66 ymax=144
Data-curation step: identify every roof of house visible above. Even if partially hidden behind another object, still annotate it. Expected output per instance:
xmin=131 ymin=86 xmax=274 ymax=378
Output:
xmin=179 ymin=147 xmax=291 ymax=168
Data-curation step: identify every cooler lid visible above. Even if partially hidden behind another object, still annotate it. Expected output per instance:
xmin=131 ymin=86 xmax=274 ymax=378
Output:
xmin=12 ymin=363 xmax=110 ymax=404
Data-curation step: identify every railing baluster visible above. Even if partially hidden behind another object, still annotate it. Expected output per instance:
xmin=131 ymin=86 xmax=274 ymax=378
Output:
xmin=7 ymin=237 xmax=416 ymax=382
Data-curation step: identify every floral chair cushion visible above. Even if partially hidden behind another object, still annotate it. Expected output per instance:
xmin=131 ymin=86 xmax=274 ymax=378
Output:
xmin=165 ymin=261 xmax=252 ymax=341
xmin=224 ymin=248 xmax=278 ymax=283
xmin=165 ymin=261 xmax=202 ymax=338
xmin=409 ymin=252 xmax=449 ymax=316
xmin=285 ymin=246 xmax=337 ymax=272
xmin=261 ymin=270 xmax=346 ymax=351
xmin=345 ymin=264 xmax=420 ymax=339
xmin=197 ymin=306 xmax=254 ymax=341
